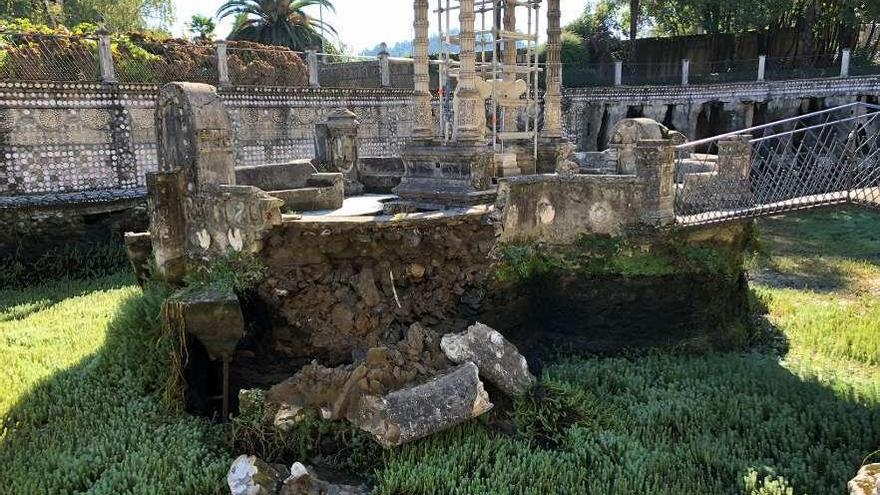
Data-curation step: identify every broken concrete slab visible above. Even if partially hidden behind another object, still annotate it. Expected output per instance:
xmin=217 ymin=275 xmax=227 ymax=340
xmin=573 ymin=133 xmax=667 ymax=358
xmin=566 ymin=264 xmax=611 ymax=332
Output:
xmin=347 ymin=362 xmax=492 ymax=447
xmin=228 ymin=454 xmax=288 ymax=495
xmin=280 ymin=462 xmax=368 ymax=495
xmin=440 ymin=322 xmax=534 ymax=396
xmin=441 ymin=322 xmax=534 ymax=396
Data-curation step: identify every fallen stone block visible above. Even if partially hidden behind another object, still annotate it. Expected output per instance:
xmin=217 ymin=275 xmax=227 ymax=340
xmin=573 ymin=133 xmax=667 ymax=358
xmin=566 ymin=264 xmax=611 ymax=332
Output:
xmin=347 ymin=362 xmax=492 ymax=447
xmin=849 ymin=463 xmax=880 ymax=495
xmin=228 ymin=454 xmax=288 ymax=495
xmin=441 ymin=322 xmax=534 ymax=396
xmin=281 ymin=462 xmax=368 ymax=495
xmin=123 ymin=231 xmax=153 ymax=287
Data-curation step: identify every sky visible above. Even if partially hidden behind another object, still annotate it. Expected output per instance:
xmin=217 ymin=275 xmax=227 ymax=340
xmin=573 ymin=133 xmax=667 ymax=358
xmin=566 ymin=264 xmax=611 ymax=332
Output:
xmin=171 ymin=0 xmax=586 ymax=54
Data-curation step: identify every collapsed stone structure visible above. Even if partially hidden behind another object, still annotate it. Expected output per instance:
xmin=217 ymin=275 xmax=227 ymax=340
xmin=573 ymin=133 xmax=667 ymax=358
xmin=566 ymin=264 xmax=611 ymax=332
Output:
xmin=129 ymin=77 xmax=756 ymax=489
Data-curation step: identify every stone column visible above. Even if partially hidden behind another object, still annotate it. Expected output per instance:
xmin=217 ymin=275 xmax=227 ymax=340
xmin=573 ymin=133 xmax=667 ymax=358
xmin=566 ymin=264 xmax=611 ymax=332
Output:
xmin=541 ymin=0 xmax=563 ymax=139
xmin=215 ymin=40 xmax=230 ymax=87
xmin=502 ymin=1 xmax=517 ymax=133
xmin=453 ymin=0 xmax=484 ymax=142
xmin=97 ymin=30 xmax=117 ymax=84
xmin=412 ymin=0 xmax=434 ymax=141
xmin=324 ymin=108 xmax=364 ymax=196
xmin=307 ymin=50 xmax=320 ymax=88
xmin=634 ymin=139 xmax=675 ymax=226
xmin=717 ymin=134 xmax=754 ymax=207
xmin=378 ymin=42 xmax=391 ymax=88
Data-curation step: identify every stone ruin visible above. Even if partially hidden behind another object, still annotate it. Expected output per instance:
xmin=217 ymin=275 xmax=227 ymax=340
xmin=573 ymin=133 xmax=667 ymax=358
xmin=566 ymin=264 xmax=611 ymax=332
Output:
xmin=127 ymin=78 xmax=758 ymax=493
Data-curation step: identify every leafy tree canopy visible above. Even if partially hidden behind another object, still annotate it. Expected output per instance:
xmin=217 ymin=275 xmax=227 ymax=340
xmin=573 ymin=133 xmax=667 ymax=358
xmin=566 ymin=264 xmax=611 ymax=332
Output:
xmin=218 ymin=0 xmax=336 ymax=52
xmin=186 ymin=14 xmax=216 ymax=42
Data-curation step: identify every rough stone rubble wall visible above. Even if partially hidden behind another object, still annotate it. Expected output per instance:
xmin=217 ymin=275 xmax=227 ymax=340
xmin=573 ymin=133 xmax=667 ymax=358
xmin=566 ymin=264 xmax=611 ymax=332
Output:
xmin=564 ymin=76 xmax=880 ymax=151
xmin=0 ymin=82 xmax=415 ymax=202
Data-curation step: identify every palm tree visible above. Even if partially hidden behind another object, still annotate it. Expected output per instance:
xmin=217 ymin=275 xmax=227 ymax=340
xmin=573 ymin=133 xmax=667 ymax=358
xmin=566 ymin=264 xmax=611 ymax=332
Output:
xmin=217 ymin=0 xmax=336 ymax=52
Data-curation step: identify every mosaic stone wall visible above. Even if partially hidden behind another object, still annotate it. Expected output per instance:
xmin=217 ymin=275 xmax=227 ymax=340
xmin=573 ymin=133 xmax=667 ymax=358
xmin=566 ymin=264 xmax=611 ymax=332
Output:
xmin=562 ymin=75 xmax=880 ymax=151
xmin=0 ymin=83 xmax=416 ymax=202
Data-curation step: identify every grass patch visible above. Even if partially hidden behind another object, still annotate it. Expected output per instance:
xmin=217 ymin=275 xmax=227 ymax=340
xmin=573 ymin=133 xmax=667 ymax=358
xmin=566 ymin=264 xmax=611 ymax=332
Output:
xmin=0 ymin=273 xmax=231 ymax=494
xmin=1 ymin=206 xmax=878 ymax=493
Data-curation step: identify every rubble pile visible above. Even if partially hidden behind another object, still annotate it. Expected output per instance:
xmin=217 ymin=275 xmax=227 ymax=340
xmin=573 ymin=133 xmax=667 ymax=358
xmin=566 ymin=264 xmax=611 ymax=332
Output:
xmin=229 ymin=321 xmax=534 ymax=495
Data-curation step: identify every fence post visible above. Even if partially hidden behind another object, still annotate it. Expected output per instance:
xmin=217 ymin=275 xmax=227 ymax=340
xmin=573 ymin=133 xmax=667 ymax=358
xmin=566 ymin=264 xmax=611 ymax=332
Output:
xmin=307 ymin=49 xmax=320 ymax=88
xmin=840 ymin=48 xmax=851 ymax=77
xmin=378 ymin=42 xmax=391 ymax=88
xmin=681 ymin=59 xmax=689 ymax=86
xmin=97 ymin=30 xmax=116 ymax=84
xmin=757 ymin=55 xmax=766 ymax=82
xmin=614 ymin=60 xmax=623 ymax=86
xmin=215 ymin=40 xmax=230 ymax=87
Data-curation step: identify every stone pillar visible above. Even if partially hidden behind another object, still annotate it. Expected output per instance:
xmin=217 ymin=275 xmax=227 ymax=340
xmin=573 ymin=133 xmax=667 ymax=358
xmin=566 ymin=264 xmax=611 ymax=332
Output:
xmin=614 ymin=60 xmax=623 ymax=86
xmin=156 ymin=82 xmax=235 ymax=192
xmin=378 ymin=42 xmax=391 ymax=88
xmin=841 ymin=48 xmax=851 ymax=77
xmin=716 ymin=134 xmax=754 ymax=208
xmin=307 ymin=50 xmax=320 ymax=88
xmin=757 ymin=55 xmax=766 ymax=82
xmin=324 ymin=108 xmax=364 ymax=196
xmin=681 ymin=59 xmax=690 ymax=86
xmin=717 ymin=135 xmax=752 ymax=179
xmin=502 ymin=1 xmax=518 ymax=133
xmin=412 ymin=0 xmax=434 ymax=141
xmin=146 ymin=169 xmax=187 ymax=283
xmin=97 ymin=30 xmax=116 ymax=84
xmin=452 ymin=0 xmax=484 ymax=142
xmin=215 ymin=40 xmax=230 ymax=87
xmin=634 ymin=139 xmax=675 ymax=226
xmin=541 ymin=0 xmax=563 ymax=139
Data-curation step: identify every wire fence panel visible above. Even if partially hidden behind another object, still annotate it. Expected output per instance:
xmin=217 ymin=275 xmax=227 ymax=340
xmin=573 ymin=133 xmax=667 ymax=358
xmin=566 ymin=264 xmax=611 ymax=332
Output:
xmin=227 ymin=45 xmax=308 ymax=87
xmin=0 ymin=34 xmax=100 ymax=83
xmin=115 ymin=40 xmax=218 ymax=84
xmin=674 ymin=103 xmax=880 ymax=225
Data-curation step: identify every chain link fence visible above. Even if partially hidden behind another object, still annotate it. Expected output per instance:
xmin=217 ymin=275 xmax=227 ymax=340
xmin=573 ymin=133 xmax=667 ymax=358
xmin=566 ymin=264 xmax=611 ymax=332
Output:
xmin=0 ymin=33 xmax=100 ymax=82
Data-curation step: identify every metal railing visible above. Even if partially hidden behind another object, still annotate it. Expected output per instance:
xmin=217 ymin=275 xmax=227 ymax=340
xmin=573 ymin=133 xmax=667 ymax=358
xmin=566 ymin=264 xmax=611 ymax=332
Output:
xmin=674 ymin=102 xmax=880 ymax=225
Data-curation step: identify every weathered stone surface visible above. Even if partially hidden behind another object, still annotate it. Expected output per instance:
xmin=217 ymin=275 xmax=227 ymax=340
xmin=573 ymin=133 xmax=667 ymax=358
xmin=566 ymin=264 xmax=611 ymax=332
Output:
xmin=123 ymin=231 xmax=153 ymax=286
xmin=156 ymin=82 xmax=236 ymax=192
xmin=441 ymin=322 xmax=534 ymax=396
xmin=163 ymin=285 xmax=244 ymax=361
xmin=347 ymin=362 xmax=492 ymax=447
xmin=850 ymin=463 xmax=880 ymax=495
xmin=280 ymin=462 xmax=368 ymax=495
xmin=267 ymin=323 xmax=449 ymax=420
xmin=227 ymin=454 xmax=288 ymax=495
xmin=258 ymin=211 xmax=494 ymax=362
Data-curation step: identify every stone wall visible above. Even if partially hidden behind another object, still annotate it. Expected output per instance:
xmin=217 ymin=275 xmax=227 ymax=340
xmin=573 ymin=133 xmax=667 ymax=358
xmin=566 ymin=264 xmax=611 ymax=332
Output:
xmin=0 ymin=82 xmax=415 ymax=202
xmin=253 ymin=208 xmax=495 ymax=367
xmin=318 ymin=60 xmax=414 ymax=89
xmin=564 ymin=76 xmax=880 ymax=151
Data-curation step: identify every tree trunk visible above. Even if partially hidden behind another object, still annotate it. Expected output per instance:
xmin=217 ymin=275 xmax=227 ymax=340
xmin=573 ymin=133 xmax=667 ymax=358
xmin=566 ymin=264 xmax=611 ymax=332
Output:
xmin=629 ymin=0 xmax=640 ymax=40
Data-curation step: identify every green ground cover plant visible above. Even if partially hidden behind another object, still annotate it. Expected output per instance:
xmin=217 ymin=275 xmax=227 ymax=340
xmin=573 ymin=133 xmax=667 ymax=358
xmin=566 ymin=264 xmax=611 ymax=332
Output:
xmin=0 ymin=206 xmax=877 ymax=493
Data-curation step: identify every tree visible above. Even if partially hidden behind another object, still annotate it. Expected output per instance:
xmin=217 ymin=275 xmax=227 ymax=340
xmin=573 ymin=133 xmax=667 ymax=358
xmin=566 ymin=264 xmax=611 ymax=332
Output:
xmin=217 ymin=0 xmax=336 ymax=52
xmin=61 ymin=0 xmax=174 ymax=32
xmin=186 ymin=14 xmax=216 ymax=41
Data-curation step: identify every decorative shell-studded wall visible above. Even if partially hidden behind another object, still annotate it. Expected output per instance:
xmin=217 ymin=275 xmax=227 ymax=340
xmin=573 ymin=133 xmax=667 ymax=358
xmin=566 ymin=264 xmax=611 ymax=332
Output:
xmin=0 ymin=83 xmax=416 ymax=200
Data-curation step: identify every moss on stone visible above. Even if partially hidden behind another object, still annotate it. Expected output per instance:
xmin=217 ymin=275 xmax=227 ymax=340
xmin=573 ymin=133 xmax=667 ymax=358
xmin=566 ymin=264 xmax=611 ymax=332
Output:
xmin=495 ymin=227 xmax=748 ymax=284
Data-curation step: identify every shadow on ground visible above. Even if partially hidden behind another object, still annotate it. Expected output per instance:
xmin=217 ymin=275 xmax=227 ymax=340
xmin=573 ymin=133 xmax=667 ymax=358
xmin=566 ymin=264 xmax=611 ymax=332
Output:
xmin=0 ymin=279 xmax=231 ymax=494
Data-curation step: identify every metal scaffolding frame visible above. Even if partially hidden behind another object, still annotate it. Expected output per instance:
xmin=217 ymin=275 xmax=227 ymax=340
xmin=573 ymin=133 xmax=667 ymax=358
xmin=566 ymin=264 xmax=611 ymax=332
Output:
xmin=434 ymin=0 xmax=542 ymax=156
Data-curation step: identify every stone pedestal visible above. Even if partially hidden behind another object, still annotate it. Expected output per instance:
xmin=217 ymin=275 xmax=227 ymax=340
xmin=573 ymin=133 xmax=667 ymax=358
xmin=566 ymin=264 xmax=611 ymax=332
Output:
xmin=394 ymin=141 xmax=495 ymax=207
xmin=319 ymin=108 xmax=364 ymax=196
xmin=536 ymin=137 xmax=570 ymax=174
xmin=494 ymin=152 xmax=520 ymax=178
